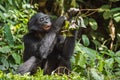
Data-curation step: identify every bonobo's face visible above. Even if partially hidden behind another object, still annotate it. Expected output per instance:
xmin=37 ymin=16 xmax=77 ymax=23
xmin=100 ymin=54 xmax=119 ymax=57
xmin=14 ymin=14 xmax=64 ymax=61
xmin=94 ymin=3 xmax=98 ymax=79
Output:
xmin=37 ymin=13 xmax=51 ymax=31
xmin=28 ymin=13 xmax=52 ymax=32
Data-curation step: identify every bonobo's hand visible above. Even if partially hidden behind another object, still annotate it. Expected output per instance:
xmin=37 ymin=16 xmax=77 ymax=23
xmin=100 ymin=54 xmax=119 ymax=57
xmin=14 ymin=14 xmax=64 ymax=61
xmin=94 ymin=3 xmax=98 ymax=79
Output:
xmin=52 ymin=16 xmax=66 ymax=33
xmin=68 ymin=8 xmax=80 ymax=17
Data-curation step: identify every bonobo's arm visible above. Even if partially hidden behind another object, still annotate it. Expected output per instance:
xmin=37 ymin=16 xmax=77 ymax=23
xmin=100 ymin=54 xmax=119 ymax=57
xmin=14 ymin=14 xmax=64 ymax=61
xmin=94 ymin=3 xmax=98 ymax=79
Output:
xmin=38 ymin=16 xmax=65 ymax=59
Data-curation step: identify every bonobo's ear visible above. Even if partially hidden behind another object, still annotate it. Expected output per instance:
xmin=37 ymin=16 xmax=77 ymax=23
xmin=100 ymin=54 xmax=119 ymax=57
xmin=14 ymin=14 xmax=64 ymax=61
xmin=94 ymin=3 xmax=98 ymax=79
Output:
xmin=52 ymin=16 xmax=66 ymax=32
xmin=27 ymin=14 xmax=37 ymax=32
xmin=27 ymin=12 xmax=50 ymax=32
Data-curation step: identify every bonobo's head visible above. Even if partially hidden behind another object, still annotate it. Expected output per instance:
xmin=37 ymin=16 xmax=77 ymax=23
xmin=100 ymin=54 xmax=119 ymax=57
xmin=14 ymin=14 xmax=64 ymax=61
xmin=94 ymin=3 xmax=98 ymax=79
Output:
xmin=28 ymin=12 xmax=52 ymax=32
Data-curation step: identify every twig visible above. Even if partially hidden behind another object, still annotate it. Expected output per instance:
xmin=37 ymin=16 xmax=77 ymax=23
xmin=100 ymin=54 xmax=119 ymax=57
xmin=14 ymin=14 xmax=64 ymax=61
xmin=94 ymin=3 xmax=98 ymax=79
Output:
xmin=80 ymin=9 xmax=100 ymax=11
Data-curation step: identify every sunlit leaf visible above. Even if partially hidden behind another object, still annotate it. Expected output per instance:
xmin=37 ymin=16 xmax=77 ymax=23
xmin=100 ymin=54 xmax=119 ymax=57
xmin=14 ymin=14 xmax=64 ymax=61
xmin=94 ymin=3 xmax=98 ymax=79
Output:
xmin=78 ymin=53 xmax=86 ymax=68
xmin=105 ymin=58 xmax=114 ymax=68
xmin=78 ymin=43 xmax=97 ymax=60
xmin=99 ymin=5 xmax=110 ymax=12
xmin=116 ymin=50 xmax=120 ymax=56
xmin=0 ymin=5 xmax=6 ymax=12
xmin=98 ymin=60 xmax=104 ymax=72
xmin=92 ymin=40 xmax=101 ymax=47
xmin=64 ymin=21 xmax=70 ymax=29
xmin=89 ymin=18 xmax=98 ymax=30
xmin=8 ymin=0 xmax=13 ymax=5
xmin=0 ymin=46 xmax=11 ymax=53
xmin=1 ymin=58 xmax=9 ymax=69
xmin=4 ymin=25 xmax=14 ymax=46
xmin=90 ymin=68 xmax=104 ymax=80
xmin=0 ymin=11 xmax=5 ymax=19
xmin=111 ymin=7 xmax=120 ymax=12
xmin=113 ymin=13 xmax=120 ymax=22
xmin=103 ymin=11 xmax=112 ymax=19
xmin=70 ymin=0 xmax=76 ymax=7
xmin=115 ymin=57 xmax=120 ymax=64
xmin=82 ymin=34 xmax=90 ymax=46
xmin=12 ymin=53 xmax=21 ymax=64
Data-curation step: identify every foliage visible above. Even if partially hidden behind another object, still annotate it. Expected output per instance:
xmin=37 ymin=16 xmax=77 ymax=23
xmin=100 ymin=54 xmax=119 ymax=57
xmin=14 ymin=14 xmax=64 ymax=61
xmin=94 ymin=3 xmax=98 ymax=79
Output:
xmin=0 ymin=70 xmax=84 ymax=80
xmin=0 ymin=0 xmax=120 ymax=80
xmin=0 ymin=0 xmax=36 ymax=73
xmin=71 ymin=42 xmax=120 ymax=80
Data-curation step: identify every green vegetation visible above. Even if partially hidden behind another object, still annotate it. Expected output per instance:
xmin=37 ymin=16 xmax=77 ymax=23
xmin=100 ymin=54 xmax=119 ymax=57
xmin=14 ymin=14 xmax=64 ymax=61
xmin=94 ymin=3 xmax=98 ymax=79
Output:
xmin=0 ymin=0 xmax=120 ymax=80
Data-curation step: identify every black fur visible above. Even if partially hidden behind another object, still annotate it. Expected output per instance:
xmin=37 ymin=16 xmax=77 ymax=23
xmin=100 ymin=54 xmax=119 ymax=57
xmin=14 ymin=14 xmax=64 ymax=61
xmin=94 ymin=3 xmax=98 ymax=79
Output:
xmin=17 ymin=12 xmax=76 ymax=75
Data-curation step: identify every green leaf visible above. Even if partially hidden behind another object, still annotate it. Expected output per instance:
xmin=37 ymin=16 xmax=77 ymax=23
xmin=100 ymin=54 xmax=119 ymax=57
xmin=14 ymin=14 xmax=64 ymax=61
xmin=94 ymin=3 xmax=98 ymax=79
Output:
xmin=77 ymin=53 xmax=86 ymax=68
xmin=105 ymin=58 xmax=114 ymax=68
xmin=70 ymin=0 xmax=76 ymax=7
xmin=79 ymin=44 xmax=97 ymax=60
xmin=90 ymin=68 xmax=104 ymax=80
xmin=4 ymin=25 xmax=14 ymax=46
xmin=0 ymin=46 xmax=11 ymax=53
xmin=1 ymin=57 xmax=9 ymax=69
xmin=115 ymin=57 xmax=120 ymax=64
xmin=12 ymin=53 xmax=21 ymax=64
xmin=116 ymin=50 xmax=120 ymax=56
xmin=82 ymin=34 xmax=90 ymax=46
xmin=0 ymin=11 xmax=5 ymax=20
xmin=70 ymin=56 xmax=75 ymax=65
xmin=0 ymin=65 xmax=6 ymax=70
xmin=101 ymin=50 xmax=115 ymax=57
xmin=98 ymin=60 xmax=104 ymax=72
xmin=8 ymin=0 xmax=13 ymax=5
xmin=100 ymin=5 xmax=110 ymax=9
xmin=0 ymin=5 xmax=6 ymax=12
xmin=89 ymin=18 xmax=98 ymax=30
xmin=111 ymin=7 xmax=120 ymax=12
xmin=99 ymin=5 xmax=110 ymax=12
xmin=103 ymin=11 xmax=112 ymax=19
xmin=92 ymin=40 xmax=101 ymax=47
xmin=64 ymin=21 xmax=70 ymax=29
xmin=75 ymin=52 xmax=81 ymax=65
xmin=113 ymin=13 xmax=120 ymax=22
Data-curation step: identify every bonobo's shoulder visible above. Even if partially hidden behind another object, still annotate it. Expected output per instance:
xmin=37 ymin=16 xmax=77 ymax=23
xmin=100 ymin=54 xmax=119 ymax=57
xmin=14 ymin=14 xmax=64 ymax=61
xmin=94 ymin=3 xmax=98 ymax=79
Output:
xmin=23 ymin=33 xmax=35 ymax=41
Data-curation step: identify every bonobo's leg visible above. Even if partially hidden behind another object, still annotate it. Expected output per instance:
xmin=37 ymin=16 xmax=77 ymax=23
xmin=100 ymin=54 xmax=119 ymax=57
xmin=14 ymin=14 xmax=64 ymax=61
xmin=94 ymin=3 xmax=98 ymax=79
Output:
xmin=17 ymin=16 xmax=65 ymax=75
xmin=59 ymin=30 xmax=78 ymax=74
xmin=42 ymin=30 xmax=77 ymax=75
xmin=17 ymin=56 xmax=39 ymax=75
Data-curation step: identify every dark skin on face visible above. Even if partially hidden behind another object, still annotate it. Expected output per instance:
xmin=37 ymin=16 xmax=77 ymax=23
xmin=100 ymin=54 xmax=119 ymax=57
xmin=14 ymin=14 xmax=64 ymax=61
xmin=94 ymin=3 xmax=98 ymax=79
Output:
xmin=28 ymin=13 xmax=52 ymax=33
xmin=38 ymin=15 xmax=52 ymax=31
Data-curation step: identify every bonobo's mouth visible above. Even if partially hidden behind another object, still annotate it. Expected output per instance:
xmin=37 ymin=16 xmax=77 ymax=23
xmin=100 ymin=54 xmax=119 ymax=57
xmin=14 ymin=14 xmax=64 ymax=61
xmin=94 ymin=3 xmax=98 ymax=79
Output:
xmin=43 ymin=25 xmax=51 ymax=31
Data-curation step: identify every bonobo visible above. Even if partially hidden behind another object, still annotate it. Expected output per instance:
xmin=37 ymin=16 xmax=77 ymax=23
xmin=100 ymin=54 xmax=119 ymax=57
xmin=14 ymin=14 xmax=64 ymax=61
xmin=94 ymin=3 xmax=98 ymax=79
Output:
xmin=17 ymin=12 xmax=77 ymax=75
xmin=17 ymin=12 xmax=65 ymax=75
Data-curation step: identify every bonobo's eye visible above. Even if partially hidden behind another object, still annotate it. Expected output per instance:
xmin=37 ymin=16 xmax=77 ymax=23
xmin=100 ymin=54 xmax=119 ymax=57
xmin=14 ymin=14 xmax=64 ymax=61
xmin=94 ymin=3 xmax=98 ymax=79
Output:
xmin=44 ymin=16 xmax=49 ymax=20
xmin=37 ymin=15 xmax=51 ymax=31
xmin=39 ymin=17 xmax=44 ymax=22
xmin=38 ymin=16 xmax=49 ymax=23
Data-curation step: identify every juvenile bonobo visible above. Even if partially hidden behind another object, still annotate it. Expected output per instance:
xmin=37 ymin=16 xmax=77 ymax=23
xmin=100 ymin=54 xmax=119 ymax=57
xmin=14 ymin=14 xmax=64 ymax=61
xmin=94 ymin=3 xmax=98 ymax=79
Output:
xmin=17 ymin=12 xmax=77 ymax=75
xmin=17 ymin=12 xmax=65 ymax=75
